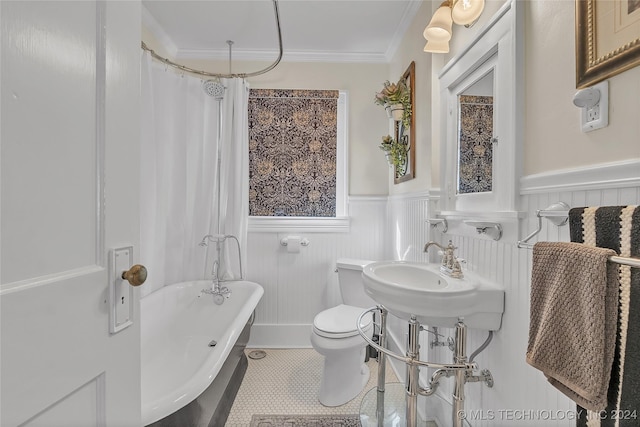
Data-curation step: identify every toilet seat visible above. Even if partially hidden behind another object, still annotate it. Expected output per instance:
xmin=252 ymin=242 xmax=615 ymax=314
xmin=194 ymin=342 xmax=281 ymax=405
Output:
xmin=313 ymin=304 xmax=373 ymax=339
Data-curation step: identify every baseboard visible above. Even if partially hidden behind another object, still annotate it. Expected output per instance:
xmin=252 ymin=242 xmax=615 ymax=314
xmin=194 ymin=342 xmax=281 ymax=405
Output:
xmin=248 ymin=324 xmax=313 ymax=348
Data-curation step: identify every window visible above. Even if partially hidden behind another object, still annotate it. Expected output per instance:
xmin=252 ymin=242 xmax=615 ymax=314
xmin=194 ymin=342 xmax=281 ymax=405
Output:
xmin=248 ymin=89 xmax=348 ymax=232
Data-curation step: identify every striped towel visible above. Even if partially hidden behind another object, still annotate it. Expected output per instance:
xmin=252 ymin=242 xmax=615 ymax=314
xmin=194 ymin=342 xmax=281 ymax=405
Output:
xmin=570 ymin=206 xmax=640 ymax=427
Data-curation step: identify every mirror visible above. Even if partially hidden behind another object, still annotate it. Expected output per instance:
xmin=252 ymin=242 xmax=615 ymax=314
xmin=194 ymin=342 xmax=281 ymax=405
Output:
xmin=394 ymin=61 xmax=416 ymax=184
xmin=438 ymin=0 xmax=522 ymax=219
xmin=457 ymin=70 xmax=494 ymax=195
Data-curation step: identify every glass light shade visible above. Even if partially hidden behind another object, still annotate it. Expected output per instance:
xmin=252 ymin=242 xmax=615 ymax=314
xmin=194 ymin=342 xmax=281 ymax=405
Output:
xmin=423 ymin=4 xmax=453 ymax=42
xmin=451 ymin=0 xmax=485 ymax=25
xmin=424 ymin=40 xmax=450 ymax=54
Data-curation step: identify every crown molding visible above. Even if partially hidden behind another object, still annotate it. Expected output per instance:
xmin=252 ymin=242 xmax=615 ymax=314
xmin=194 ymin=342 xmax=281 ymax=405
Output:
xmin=176 ymin=48 xmax=389 ymax=64
xmin=143 ymin=0 xmax=422 ymax=64
xmin=141 ymin=5 xmax=179 ymax=59
xmin=385 ymin=0 xmax=424 ymax=62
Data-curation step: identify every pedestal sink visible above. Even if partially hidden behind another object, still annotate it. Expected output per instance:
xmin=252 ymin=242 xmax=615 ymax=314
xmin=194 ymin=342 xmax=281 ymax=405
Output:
xmin=362 ymin=261 xmax=504 ymax=330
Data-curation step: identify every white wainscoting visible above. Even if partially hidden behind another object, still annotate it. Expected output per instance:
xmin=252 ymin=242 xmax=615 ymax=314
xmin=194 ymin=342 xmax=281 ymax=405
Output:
xmin=380 ymin=168 xmax=639 ymax=426
xmin=246 ymin=159 xmax=639 ymax=424
xmin=246 ymin=196 xmax=388 ymax=348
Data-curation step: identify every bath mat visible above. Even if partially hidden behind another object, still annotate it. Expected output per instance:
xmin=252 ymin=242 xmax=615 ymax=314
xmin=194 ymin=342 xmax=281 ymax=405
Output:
xmin=249 ymin=414 xmax=360 ymax=427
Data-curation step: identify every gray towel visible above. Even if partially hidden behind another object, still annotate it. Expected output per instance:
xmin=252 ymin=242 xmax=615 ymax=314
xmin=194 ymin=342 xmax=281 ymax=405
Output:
xmin=527 ymin=241 xmax=619 ymax=412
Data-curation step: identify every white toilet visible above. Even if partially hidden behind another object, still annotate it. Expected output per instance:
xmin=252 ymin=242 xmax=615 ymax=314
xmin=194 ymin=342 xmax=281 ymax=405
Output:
xmin=310 ymin=258 xmax=378 ymax=406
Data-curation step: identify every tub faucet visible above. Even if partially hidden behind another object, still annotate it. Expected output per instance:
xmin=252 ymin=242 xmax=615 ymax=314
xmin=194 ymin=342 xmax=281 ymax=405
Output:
xmin=201 ymin=260 xmax=231 ymax=300
xmin=424 ymin=240 xmax=464 ymax=279
xmin=211 ymin=260 xmax=220 ymax=283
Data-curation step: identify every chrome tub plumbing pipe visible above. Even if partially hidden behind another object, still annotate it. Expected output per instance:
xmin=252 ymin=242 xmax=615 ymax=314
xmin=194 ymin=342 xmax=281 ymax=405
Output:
xmin=199 ymin=234 xmax=244 ymax=304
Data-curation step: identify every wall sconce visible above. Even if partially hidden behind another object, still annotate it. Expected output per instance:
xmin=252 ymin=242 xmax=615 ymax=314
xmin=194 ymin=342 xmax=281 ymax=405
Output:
xmin=423 ymin=0 xmax=485 ymax=53
xmin=452 ymin=0 xmax=485 ymax=26
xmin=423 ymin=1 xmax=453 ymax=53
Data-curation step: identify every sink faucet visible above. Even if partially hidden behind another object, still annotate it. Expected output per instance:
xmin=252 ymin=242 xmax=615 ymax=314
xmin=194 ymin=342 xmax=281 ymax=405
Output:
xmin=424 ymin=240 xmax=464 ymax=279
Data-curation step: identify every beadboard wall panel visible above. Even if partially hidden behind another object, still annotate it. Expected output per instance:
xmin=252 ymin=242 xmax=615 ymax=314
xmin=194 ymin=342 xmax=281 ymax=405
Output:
xmin=386 ymin=192 xmax=431 ymax=262
xmin=384 ymin=184 xmax=639 ymax=426
xmin=246 ymin=196 xmax=387 ymax=347
xmin=246 ymin=161 xmax=639 ymax=420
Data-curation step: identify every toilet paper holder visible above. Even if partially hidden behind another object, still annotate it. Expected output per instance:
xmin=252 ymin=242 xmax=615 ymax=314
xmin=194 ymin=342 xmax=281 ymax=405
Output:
xmin=280 ymin=237 xmax=310 ymax=247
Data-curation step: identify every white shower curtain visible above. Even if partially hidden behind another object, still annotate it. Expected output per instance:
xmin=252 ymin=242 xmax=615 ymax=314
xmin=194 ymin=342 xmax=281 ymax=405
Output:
xmin=213 ymin=78 xmax=250 ymax=282
xmin=140 ymin=53 xmax=249 ymax=296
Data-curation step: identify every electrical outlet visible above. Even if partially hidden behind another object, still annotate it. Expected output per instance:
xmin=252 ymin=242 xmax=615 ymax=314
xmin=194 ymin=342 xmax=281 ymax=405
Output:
xmin=581 ymin=80 xmax=608 ymax=132
xmin=586 ymin=104 xmax=600 ymax=122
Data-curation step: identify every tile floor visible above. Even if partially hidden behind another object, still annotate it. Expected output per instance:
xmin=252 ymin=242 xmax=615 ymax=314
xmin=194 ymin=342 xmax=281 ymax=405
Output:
xmin=225 ymin=348 xmax=400 ymax=426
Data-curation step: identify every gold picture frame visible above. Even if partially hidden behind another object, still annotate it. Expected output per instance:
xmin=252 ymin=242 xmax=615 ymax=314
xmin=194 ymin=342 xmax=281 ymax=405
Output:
xmin=394 ymin=61 xmax=416 ymax=184
xmin=576 ymin=0 xmax=640 ymax=88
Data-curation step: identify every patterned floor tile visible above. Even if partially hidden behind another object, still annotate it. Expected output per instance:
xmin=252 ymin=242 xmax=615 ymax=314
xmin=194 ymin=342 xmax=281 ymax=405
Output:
xmin=225 ymin=348 xmax=399 ymax=426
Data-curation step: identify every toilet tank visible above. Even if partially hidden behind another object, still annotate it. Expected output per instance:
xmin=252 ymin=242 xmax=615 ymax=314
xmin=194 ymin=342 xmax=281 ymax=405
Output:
xmin=336 ymin=258 xmax=378 ymax=308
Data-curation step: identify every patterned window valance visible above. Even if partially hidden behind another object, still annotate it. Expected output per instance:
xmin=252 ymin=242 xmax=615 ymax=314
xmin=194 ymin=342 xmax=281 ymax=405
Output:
xmin=249 ymin=89 xmax=339 ymax=100
xmin=248 ymin=89 xmax=338 ymax=217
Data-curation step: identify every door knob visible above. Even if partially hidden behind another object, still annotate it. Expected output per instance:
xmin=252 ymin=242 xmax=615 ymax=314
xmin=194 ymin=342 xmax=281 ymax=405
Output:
xmin=121 ymin=264 xmax=147 ymax=286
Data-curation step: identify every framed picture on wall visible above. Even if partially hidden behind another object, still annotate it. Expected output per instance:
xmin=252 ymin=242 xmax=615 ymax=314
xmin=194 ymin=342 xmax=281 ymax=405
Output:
xmin=576 ymin=0 xmax=640 ymax=88
xmin=394 ymin=61 xmax=415 ymax=184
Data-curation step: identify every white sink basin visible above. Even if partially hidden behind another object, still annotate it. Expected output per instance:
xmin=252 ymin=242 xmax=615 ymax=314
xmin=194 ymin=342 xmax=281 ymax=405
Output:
xmin=362 ymin=261 xmax=504 ymax=330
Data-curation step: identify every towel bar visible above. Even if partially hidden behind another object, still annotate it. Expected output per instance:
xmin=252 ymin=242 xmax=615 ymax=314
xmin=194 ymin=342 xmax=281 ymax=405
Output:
xmin=519 ymin=242 xmax=639 ymax=268
xmin=517 ymin=202 xmax=570 ymax=249
xmin=518 ymin=201 xmax=640 ymax=269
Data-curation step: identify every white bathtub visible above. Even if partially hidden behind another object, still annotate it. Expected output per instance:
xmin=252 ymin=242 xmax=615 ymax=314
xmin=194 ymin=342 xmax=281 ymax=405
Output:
xmin=141 ymin=280 xmax=263 ymax=426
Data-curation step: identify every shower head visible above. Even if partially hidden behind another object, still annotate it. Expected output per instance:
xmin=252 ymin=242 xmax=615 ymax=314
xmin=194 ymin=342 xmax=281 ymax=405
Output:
xmin=202 ymin=79 xmax=225 ymax=100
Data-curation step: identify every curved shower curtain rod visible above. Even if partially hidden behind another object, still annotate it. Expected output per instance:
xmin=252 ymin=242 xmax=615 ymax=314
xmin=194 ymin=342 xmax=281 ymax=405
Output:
xmin=141 ymin=0 xmax=283 ymax=79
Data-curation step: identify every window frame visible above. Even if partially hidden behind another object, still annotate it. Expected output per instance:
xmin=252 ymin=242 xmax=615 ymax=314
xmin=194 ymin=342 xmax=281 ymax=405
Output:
xmin=247 ymin=90 xmax=349 ymax=233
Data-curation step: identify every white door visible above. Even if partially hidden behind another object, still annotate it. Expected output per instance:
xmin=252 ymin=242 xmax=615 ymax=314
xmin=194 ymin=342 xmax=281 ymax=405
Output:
xmin=1 ymin=1 xmax=142 ymax=426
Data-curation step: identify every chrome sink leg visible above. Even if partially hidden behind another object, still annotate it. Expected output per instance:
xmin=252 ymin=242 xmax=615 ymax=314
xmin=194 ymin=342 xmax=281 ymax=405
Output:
xmin=376 ymin=306 xmax=387 ymax=427
xmin=406 ymin=315 xmax=420 ymax=427
xmin=452 ymin=320 xmax=467 ymax=427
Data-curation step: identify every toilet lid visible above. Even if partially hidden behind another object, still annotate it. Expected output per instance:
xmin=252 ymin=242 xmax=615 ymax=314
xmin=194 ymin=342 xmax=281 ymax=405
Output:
xmin=313 ymin=304 xmax=373 ymax=338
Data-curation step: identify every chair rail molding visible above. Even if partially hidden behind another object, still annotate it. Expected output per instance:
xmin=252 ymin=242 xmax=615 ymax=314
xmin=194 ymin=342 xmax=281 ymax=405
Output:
xmin=520 ymin=158 xmax=640 ymax=194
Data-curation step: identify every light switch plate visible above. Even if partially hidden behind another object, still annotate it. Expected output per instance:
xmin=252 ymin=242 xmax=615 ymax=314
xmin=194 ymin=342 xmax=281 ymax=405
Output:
xmin=109 ymin=246 xmax=135 ymax=334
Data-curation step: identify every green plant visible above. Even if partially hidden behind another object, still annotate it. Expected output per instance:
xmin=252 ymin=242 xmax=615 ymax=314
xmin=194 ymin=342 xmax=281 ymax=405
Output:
xmin=374 ymin=79 xmax=412 ymax=128
xmin=379 ymin=135 xmax=408 ymax=175
xmin=374 ymin=80 xmax=408 ymax=105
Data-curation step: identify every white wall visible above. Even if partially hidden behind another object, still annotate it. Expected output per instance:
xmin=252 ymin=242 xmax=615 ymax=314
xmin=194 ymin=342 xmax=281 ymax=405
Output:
xmin=246 ymin=197 xmax=388 ymax=347
xmin=387 ymin=1 xmax=435 ymax=195
xmin=142 ymin=2 xmax=640 ymax=420
xmin=524 ymin=0 xmax=640 ymax=175
xmin=385 ymin=176 xmax=640 ymax=426
xmin=141 ymin=29 xmax=395 ymax=348
xmin=380 ymin=0 xmax=640 ymax=424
